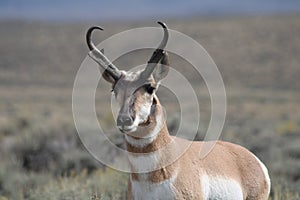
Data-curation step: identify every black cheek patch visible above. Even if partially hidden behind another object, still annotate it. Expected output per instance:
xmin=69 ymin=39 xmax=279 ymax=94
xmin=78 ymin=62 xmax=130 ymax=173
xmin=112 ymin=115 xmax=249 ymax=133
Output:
xmin=144 ymin=84 xmax=156 ymax=94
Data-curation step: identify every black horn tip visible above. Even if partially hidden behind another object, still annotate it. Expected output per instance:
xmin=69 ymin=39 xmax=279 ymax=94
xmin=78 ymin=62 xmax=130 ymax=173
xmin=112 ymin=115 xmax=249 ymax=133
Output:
xmin=87 ymin=26 xmax=104 ymax=35
xmin=86 ymin=26 xmax=104 ymax=51
xmin=157 ymin=21 xmax=167 ymax=29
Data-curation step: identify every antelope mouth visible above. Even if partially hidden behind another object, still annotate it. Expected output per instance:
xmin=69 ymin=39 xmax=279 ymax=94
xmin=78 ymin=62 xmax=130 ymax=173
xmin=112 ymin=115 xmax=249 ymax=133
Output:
xmin=118 ymin=124 xmax=137 ymax=133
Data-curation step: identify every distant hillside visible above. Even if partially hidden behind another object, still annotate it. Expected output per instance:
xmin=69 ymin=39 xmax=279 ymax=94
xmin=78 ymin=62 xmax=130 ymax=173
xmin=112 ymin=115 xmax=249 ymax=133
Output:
xmin=0 ymin=14 xmax=299 ymax=89
xmin=0 ymin=0 xmax=300 ymax=21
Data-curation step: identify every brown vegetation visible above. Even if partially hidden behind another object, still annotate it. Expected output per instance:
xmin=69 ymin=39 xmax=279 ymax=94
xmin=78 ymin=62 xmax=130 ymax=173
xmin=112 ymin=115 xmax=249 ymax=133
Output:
xmin=0 ymin=14 xmax=300 ymax=199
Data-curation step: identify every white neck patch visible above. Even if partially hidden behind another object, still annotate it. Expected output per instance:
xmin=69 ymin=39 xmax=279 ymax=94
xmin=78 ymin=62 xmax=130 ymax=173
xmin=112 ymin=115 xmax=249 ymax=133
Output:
xmin=127 ymin=151 xmax=161 ymax=173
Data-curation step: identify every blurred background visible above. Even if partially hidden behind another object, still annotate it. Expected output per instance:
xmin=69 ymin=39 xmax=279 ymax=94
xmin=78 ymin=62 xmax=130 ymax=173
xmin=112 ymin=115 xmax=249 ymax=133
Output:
xmin=0 ymin=0 xmax=300 ymax=199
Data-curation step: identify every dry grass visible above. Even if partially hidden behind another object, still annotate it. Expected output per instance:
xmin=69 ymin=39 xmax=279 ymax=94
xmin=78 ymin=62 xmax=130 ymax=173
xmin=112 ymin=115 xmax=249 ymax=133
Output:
xmin=0 ymin=14 xmax=300 ymax=199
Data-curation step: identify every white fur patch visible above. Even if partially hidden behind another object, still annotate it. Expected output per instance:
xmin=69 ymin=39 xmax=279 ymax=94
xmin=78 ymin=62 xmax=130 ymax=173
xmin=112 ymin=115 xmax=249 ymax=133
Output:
xmin=127 ymin=151 xmax=160 ymax=173
xmin=254 ymin=155 xmax=271 ymax=195
xmin=122 ymin=70 xmax=140 ymax=81
xmin=125 ymin=113 xmax=162 ymax=148
xmin=201 ymin=175 xmax=243 ymax=200
xmin=137 ymin=100 xmax=152 ymax=124
xmin=131 ymin=174 xmax=176 ymax=200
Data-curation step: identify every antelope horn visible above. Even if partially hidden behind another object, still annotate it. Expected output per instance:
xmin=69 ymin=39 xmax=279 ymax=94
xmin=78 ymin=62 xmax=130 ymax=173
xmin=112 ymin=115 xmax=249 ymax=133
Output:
xmin=86 ymin=26 xmax=121 ymax=80
xmin=157 ymin=21 xmax=169 ymax=50
xmin=140 ymin=21 xmax=169 ymax=80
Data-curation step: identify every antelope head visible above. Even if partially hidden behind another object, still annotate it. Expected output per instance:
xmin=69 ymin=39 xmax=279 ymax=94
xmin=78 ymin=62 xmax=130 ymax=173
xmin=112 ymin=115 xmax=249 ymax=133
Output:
xmin=86 ymin=22 xmax=170 ymax=135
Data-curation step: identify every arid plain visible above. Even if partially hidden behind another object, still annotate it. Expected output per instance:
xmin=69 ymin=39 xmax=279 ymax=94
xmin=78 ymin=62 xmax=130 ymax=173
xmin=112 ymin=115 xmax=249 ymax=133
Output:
xmin=0 ymin=14 xmax=299 ymax=199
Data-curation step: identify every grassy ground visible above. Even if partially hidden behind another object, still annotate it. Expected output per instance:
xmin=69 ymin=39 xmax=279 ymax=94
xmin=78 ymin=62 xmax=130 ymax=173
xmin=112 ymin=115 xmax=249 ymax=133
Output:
xmin=0 ymin=14 xmax=300 ymax=199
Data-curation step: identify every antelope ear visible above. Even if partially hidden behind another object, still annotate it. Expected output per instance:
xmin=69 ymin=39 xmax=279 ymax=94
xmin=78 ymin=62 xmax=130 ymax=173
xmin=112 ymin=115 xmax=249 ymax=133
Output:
xmin=152 ymin=52 xmax=169 ymax=83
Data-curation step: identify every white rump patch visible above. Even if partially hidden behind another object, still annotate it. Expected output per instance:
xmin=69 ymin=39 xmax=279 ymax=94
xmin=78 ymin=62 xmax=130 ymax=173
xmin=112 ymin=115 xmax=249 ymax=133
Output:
xmin=201 ymin=175 xmax=243 ymax=200
xmin=253 ymin=155 xmax=271 ymax=195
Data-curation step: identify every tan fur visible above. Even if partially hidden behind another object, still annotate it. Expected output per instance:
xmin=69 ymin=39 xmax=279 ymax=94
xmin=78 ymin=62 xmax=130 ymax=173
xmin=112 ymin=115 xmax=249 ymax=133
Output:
xmin=112 ymin=78 xmax=270 ymax=199
xmin=87 ymin=24 xmax=269 ymax=198
xmin=125 ymin=97 xmax=270 ymax=200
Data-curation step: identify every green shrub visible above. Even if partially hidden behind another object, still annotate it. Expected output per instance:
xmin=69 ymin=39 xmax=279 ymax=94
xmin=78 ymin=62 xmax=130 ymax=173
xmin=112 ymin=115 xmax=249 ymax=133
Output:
xmin=12 ymin=132 xmax=62 ymax=172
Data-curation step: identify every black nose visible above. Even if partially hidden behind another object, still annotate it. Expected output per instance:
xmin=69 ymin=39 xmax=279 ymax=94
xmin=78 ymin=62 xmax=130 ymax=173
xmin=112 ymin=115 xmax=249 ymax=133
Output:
xmin=117 ymin=114 xmax=133 ymax=126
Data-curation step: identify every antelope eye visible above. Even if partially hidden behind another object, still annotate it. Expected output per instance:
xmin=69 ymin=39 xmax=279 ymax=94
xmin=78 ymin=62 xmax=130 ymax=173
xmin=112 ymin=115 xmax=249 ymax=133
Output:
xmin=144 ymin=84 xmax=155 ymax=94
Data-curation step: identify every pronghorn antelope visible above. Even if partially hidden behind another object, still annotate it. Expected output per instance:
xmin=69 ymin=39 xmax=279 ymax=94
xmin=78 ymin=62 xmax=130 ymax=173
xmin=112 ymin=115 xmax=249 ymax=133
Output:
xmin=86 ymin=22 xmax=270 ymax=200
